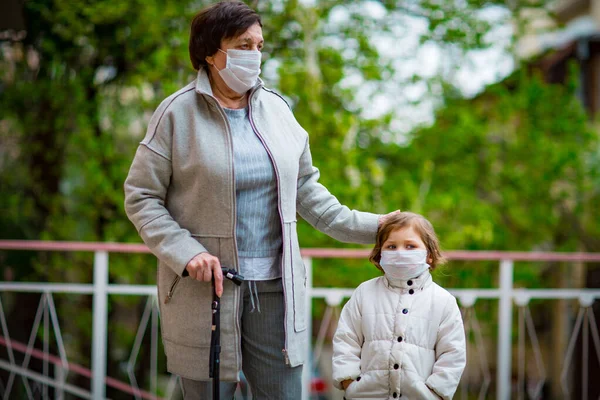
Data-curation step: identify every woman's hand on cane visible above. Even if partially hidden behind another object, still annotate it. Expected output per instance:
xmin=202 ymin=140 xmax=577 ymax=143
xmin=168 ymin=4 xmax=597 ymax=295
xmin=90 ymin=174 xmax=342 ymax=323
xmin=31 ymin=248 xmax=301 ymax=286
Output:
xmin=186 ymin=253 xmax=224 ymax=297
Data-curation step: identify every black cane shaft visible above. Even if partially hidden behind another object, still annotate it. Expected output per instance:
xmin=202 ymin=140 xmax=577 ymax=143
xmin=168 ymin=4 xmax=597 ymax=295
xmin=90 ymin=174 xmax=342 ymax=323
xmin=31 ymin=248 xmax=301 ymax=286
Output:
xmin=209 ymin=268 xmax=243 ymax=399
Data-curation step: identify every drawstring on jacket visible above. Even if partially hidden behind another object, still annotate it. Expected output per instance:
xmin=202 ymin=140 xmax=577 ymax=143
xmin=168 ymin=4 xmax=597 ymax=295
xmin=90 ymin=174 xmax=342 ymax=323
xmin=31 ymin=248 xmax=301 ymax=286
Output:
xmin=248 ymin=281 xmax=261 ymax=313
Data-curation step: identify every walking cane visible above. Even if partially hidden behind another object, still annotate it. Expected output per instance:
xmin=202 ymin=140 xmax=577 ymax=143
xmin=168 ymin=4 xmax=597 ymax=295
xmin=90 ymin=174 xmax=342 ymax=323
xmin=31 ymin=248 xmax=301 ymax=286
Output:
xmin=210 ymin=267 xmax=244 ymax=400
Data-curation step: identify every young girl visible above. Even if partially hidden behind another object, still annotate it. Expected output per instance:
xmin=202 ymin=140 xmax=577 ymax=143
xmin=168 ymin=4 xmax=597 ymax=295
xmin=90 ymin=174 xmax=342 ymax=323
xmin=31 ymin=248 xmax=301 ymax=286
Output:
xmin=332 ymin=212 xmax=466 ymax=400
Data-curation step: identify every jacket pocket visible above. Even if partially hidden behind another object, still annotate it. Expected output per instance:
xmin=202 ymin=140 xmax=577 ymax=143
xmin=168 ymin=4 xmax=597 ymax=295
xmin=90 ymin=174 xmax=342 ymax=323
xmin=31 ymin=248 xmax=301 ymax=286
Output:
xmin=406 ymin=380 xmax=443 ymax=400
xmin=157 ymin=237 xmax=220 ymax=348
xmin=158 ymin=268 xmax=212 ymax=347
xmin=343 ymin=373 xmax=379 ymax=399
xmin=286 ymin=221 xmax=307 ymax=333
xmin=344 ymin=378 xmax=362 ymax=399
xmin=163 ymin=275 xmax=181 ymax=304
xmin=401 ymin=370 xmax=441 ymax=400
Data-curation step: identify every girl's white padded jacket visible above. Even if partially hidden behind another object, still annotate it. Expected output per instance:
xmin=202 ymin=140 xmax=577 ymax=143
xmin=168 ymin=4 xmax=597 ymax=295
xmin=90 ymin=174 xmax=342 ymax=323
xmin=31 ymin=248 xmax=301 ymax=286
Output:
xmin=332 ymin=270 xmax=466 ymax=400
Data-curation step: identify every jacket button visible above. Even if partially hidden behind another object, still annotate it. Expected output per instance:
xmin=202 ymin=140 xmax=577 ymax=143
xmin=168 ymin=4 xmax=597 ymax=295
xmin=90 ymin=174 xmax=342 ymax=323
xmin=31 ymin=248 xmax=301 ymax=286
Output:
xmin=394 ymin=363 xmax=399 ymax=369
xmin=356 ymin=376 xmax=361 ymax=381
xmin=407 ymin=280 xmax=413 ymax=286
xmin=397 ymin=336 xmax=403 ymax=342
xmin=409 ymin=289 xmax=414 ymax=295
xmin=402 ymin=308 xmax=408 ymax=314
xmin=393 ymin=393 xmax=398 ymax=398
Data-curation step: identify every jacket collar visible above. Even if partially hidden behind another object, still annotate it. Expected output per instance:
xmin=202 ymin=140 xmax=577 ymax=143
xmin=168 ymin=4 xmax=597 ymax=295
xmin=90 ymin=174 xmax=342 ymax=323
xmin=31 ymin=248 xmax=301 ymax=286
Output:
xmin=194 ymin=67 xmax=264 ymax=98
xmin=384 ymin=269 xmax=432 ymax=291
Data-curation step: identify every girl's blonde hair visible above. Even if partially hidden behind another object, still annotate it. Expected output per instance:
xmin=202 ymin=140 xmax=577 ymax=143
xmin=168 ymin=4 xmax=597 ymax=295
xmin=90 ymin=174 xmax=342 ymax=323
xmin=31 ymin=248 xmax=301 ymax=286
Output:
xmin=369 ymin=211 xmax=446 ymax=273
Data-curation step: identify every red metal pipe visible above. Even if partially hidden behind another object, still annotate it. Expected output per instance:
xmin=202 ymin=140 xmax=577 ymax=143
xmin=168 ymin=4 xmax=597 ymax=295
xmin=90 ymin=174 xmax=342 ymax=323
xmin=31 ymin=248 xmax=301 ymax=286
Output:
xmin=0 ymin=335 xmax=161 ymax=400
xmin=1 ymin=240 xmax=600 ymax=262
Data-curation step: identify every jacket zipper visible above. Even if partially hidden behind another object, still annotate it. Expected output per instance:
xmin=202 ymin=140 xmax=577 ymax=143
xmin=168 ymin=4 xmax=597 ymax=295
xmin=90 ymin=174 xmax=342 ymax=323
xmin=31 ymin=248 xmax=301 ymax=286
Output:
xmin=211 ymin=96 xmax=243 ymax=374
xmin=247 ymin=92 xmax=290 ymax=365
xmin=164 ymin=275 xmax=181 ymax=304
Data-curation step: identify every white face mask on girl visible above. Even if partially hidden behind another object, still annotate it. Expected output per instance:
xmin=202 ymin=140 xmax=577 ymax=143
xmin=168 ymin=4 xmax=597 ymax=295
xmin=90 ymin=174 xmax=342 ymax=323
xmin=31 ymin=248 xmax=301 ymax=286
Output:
xmin=379 ymin=249 xmax=429 ymax=281
xmin=215 ymin=49 xmax=261 ymax=94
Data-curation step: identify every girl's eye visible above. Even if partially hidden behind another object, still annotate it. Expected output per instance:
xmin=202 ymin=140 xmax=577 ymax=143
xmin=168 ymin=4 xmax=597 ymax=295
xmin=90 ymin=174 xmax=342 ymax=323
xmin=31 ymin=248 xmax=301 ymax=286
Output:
xmin=405 ymin=244 xmax=415 ymax=249
xmin=386 ymin=244 xmax=397 ymax=250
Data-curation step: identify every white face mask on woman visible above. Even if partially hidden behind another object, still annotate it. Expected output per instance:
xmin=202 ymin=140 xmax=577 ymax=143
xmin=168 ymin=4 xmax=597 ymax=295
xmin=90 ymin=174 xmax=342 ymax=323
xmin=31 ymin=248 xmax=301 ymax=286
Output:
xmin=380 ymin=249 xmax=429 ymax=281
xmin=215 ymin=49 xmax=261 ymax=94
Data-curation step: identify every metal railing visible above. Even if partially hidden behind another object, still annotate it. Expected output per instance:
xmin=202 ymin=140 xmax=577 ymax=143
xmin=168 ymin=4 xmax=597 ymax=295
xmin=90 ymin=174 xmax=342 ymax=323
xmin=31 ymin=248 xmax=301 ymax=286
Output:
xmin=0 ymin=241 xmax=599 ymax=400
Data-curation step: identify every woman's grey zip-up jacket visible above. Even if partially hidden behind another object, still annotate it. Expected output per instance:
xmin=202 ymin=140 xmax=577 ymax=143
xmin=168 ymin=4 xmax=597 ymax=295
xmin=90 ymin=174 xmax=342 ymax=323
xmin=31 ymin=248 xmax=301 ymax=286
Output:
xmin=124 ymin=69 xmax=380 ymax=381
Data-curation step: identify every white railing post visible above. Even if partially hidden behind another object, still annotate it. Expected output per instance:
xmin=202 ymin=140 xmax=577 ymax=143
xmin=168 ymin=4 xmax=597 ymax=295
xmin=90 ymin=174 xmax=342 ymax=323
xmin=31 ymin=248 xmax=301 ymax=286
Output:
xmin=54 ymin=365 xmax=65 ymax=400
xmin=302 ymin=256 xmax=313 ymax=400
xmin=92 ymin=251 xmax=109 ymax=399
xmin=497 ymin=259 xmax=514 ymax=400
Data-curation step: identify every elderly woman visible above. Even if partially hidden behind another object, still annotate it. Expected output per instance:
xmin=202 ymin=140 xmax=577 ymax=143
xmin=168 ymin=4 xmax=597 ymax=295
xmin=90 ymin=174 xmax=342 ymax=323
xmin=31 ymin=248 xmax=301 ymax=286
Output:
xmin=124 ymin=1 xmax=397 ymax=398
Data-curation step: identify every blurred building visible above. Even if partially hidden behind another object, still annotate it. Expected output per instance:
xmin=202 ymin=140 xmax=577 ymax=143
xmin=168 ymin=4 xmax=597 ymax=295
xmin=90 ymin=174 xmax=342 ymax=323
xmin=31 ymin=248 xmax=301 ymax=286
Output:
xmin=556 ymin=0 xmax=600 ymax=26
xmin=519 ymin=2 xmax=600 ymax=399
xmin=0 ymin=0 xmax=25 ymax=39
xmin=517 ymin=0 xmax=600 ymax=116
xmin=518 ymin=0 xmax=599 ymax=58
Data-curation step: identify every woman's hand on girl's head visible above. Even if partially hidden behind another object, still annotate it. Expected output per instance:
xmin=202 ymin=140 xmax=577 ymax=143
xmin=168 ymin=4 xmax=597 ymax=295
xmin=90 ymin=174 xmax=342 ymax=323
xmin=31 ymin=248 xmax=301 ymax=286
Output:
xmin=341 ymin=379 xmax=353 ymax=390
xmin=377 ymin=210 xmax=401 ymax=230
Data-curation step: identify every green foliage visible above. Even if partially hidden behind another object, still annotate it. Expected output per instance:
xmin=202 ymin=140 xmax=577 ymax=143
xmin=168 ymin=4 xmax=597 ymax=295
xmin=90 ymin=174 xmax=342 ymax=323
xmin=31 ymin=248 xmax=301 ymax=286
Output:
xmin=370 ymin=69 xmax=598 ymax=291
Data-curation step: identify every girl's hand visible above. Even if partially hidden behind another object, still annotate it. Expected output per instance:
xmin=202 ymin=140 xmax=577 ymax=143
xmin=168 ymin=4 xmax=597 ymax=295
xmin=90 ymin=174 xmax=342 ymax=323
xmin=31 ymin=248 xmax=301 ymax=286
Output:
xmin=341 ymin=379 xmax=353 ymax=390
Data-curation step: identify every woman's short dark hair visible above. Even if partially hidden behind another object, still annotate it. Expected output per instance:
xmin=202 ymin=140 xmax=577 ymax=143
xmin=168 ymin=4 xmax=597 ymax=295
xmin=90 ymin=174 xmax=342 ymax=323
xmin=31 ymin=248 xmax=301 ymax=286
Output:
xmin=189 ymin=1 xmax=262 ymax=71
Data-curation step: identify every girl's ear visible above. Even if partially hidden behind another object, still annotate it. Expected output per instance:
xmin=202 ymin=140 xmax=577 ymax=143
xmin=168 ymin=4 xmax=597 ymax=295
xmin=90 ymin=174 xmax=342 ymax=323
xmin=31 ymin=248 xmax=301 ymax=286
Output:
xmin=427 ymin=255 xmax=433 ymax=264
xmin=205 ymin=55 xmax=214 ymax=66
